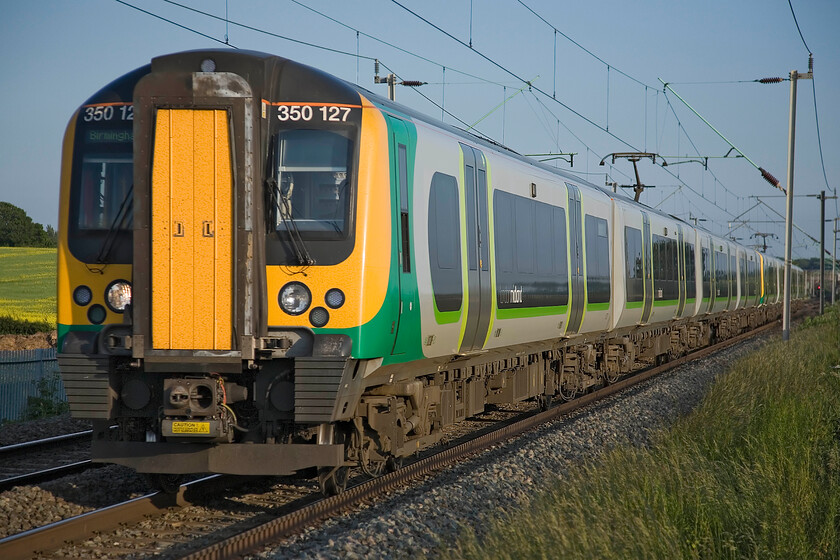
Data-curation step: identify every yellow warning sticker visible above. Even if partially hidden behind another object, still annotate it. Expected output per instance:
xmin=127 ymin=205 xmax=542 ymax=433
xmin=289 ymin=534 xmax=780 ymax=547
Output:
xmin=171 ymin=421 xmax=211 ymax=434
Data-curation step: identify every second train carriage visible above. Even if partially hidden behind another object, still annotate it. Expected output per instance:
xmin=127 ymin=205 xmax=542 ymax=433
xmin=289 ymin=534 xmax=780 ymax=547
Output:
xmin=57 ymin=49 xmax=804 ymax=494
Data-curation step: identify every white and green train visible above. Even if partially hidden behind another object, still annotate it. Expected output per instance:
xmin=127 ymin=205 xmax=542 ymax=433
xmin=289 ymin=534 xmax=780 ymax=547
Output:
xmin=57 ymin=50 xmax=805 ymax=494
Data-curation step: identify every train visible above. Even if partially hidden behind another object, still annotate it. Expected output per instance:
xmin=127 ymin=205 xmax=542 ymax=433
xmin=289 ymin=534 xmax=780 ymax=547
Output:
xmin=57 ymin=49 xmax=806 ymax=495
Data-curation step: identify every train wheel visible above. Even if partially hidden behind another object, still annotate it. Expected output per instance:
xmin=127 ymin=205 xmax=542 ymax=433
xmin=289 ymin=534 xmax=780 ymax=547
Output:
xmin=145 ymin=473 xmax=182 ymax=494
xmin=357 ymin=426 xmax=392 ymax=478
xmin=536 ymin=393 xmax=552 ymax=411
xmin=318 ymin=466 xmax=350 ymax=496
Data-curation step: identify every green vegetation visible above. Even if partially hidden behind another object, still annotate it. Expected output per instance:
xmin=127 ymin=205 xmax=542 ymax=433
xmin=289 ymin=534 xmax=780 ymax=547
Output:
xmin=451 ymin=307 xmax=840 ymax=559
xmin=22 ymin=372 xmax=69 ymax=420
xmin=0 ymin=201 xmax=56 ymax=248
xmin=0 ymin=247 xmax=56 ymax=331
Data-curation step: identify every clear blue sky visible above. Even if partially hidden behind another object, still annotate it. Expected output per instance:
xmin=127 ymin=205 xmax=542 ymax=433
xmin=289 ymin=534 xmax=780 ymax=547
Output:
xmin=2 ymin=0 xmax=838 ymax=259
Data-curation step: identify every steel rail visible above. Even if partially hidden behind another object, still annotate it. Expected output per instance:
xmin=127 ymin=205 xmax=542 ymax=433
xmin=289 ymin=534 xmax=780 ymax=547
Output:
xmin=0 ymin=475 xmax=232 ymax=560
xmin=0 ymin=430 xmax=92 ymax=457
xmin=0 ymin=460 xmax=103 ymax=492
xmin=0 ymin=430 xmax=98 ymax=491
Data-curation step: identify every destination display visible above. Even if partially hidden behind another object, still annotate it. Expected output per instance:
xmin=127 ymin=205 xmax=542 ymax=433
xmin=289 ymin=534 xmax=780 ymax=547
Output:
xmin=80 ymin=102 xmax=134 ymax=145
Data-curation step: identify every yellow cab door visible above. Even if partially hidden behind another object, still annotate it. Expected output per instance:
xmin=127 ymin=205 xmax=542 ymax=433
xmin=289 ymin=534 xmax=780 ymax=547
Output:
xmin=150 ymin=109 xmax=233 ymax=350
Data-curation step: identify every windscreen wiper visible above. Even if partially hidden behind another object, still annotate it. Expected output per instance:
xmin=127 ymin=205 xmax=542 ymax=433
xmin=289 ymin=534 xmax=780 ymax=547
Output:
xmin=267 ymin=179 xmax=315 ymax=266
xmin=265 ymin=136 xmax=314 ymax=266
xmin=95 ymin=183 xmax=133 ymax=265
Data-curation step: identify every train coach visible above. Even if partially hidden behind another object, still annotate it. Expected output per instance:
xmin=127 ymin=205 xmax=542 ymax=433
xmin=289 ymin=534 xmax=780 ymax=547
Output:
xmin=57 ymin=49 xmax=805 ymax=494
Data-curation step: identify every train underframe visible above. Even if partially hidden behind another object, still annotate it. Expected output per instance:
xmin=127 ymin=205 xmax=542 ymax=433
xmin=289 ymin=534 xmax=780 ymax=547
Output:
xmin=62 ymin=302 xmax=788 ymax=495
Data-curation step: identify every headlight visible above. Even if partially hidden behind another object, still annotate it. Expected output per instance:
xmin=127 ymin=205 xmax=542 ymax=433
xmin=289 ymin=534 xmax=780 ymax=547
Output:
xmin=279 ymin=282 xmax=311 ymax=315
xmin=325 ymin=288 xmax=345 ymax=309
xmin=105 ymin=280 xmax=132 ymax=313
xmin=73 ymin=285 xmax=93 ymax=306
xmin=88 ymin=304 xmax=107 ymax=324
xmin=309 ymin=306 xmax=329 ymax=327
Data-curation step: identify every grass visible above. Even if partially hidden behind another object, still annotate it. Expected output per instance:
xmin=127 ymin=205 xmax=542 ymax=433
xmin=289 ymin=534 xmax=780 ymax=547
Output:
xmin=0 ymin=247 xmax=56 ymax=332
xmin=449 ymin=306 xmax=840 ymax=560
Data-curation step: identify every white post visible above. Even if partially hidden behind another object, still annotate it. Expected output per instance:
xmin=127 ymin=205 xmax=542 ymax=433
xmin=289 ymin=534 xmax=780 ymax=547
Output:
xmin=782 ymin=70 xmax=798 ymax=341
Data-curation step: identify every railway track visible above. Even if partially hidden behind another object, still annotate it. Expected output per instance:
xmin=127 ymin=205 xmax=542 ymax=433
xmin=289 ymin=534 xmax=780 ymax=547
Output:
xmin=0 ymin=317 xmax=788 ymax=560
xmin=0 ymin=431 xmax=98 ymax=492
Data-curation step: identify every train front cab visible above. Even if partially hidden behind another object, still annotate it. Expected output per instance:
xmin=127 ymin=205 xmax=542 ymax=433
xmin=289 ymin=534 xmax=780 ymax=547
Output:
xmin=57 ymin=67 xmax=149 ymax=420
xmin=57 ymin=52 xmax=404 ymax=483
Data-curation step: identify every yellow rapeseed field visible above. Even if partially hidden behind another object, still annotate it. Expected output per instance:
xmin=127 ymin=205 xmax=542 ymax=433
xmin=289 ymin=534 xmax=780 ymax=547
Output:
xmin=0 ymin=247 xmax=56 ymax=324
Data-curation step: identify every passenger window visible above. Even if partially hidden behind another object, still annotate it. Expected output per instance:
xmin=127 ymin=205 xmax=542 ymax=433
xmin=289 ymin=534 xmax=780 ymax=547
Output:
xmin=585 ymin=215 xmax=610 ymax=304
xmin=428 ymin=173 xmax=461 ymax=312
xmin=398 ymin=144 xmax=410 ymax=272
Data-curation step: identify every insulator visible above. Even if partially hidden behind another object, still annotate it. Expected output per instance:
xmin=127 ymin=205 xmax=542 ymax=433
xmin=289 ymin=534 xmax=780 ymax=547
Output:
xmin=759 ymin=167 xmax=781 ymax=189
xmin=400 ymin=80 xmax=425 ymax=87
xmin=374 ymin=59 xmax=380 ymax=76
xmin=758 ymin=77 xmax=784 ymax=84
xmin=808 ymin=54 xmax=813 ymax=73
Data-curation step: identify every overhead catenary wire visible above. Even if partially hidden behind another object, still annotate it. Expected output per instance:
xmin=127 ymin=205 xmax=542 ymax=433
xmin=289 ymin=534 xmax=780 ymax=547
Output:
xmin=157 ymin=0 xmax=786 ymax=230
xmin=512 ymin=0 xmax=808 ymax=225
xmin=659 ymin=80 xmax=760 ymax=171
xmin=659 ymin=79 xmax=783 ymax=192
xmin=521 ymin=89 xmax=569 ymax=158
xmin=158 ymin=0 xmax=374 ymax=60
xmin=811 ymin=78 xmax=834 ymax=199
xmin=372 ymin=1 xmax=833 ymax=234
xmin=756 ymin=199 xmax=823 ymax=248
xmin=506 ymin=0 xmax=765 ymax=224
xmin=388 ymin=0 xmax=638 ymax=152
xmin=788 ymin=0 xmax=812 ymax=54
xmin=391 ymin=0 xmax=756 ymax=230
xmin=542 ymin=87 xmax=754 ymax=232
xmin=390 ymin=0 xmax=743 ymax=232
xmin=786 ymin=0 xmax=835 ymax=220
xmin=398 ymin=0 xmax=760 ymax=230
xmin=114 ymin=0 xmax=239 ymax=48
xmin=467 ymin=77 xmax=537 ymax=132
xmin=528 ymin=92 xmax=636 ymax=184
xmin=121 ymin=0 xmax=493 ymax=139
xmin=515 ymin=0 xmax=653 ymax=89
xmin=139 ymin=0 xmax=678 ymax=229
xmin=118 ymin=0 xmax=800 ymax=243
xmin=287 ymin=0 xmax=511 ymax=88
xmin=663 ymin=79 xmax=788 ymax=86
xmin=376 ymin=61 xmax=497 ymax=142
xmin=661 ymin=91 xmax=742 ymax=203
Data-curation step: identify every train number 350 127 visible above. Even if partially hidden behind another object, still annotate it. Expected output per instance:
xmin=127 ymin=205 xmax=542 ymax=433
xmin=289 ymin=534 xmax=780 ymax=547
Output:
xmin=277 ymin=104 xmax=352 ymax=122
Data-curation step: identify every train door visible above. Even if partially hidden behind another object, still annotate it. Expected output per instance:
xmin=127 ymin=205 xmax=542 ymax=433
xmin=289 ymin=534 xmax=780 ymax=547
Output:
xmin=566 ymin=184 xmax=584 ymax=334
xmin=641 ymin=212 xmax=654 ymax=323
xmin=758 ymin=253 xmax=765 ymax=304
xmin=458 ymin=144 xmax=492 ymax=352
xmin=676 ymin=225 xmax=686 ymax=317
xmin=150 ymin=109 xmax=233 ymax=350
xmin=729 ymin=250 xmax=736 ymax=310
xmin=707 ymin=240 xmax=716 ymax=312
xmin=389 ymin=117 xmax=419 ymax=356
